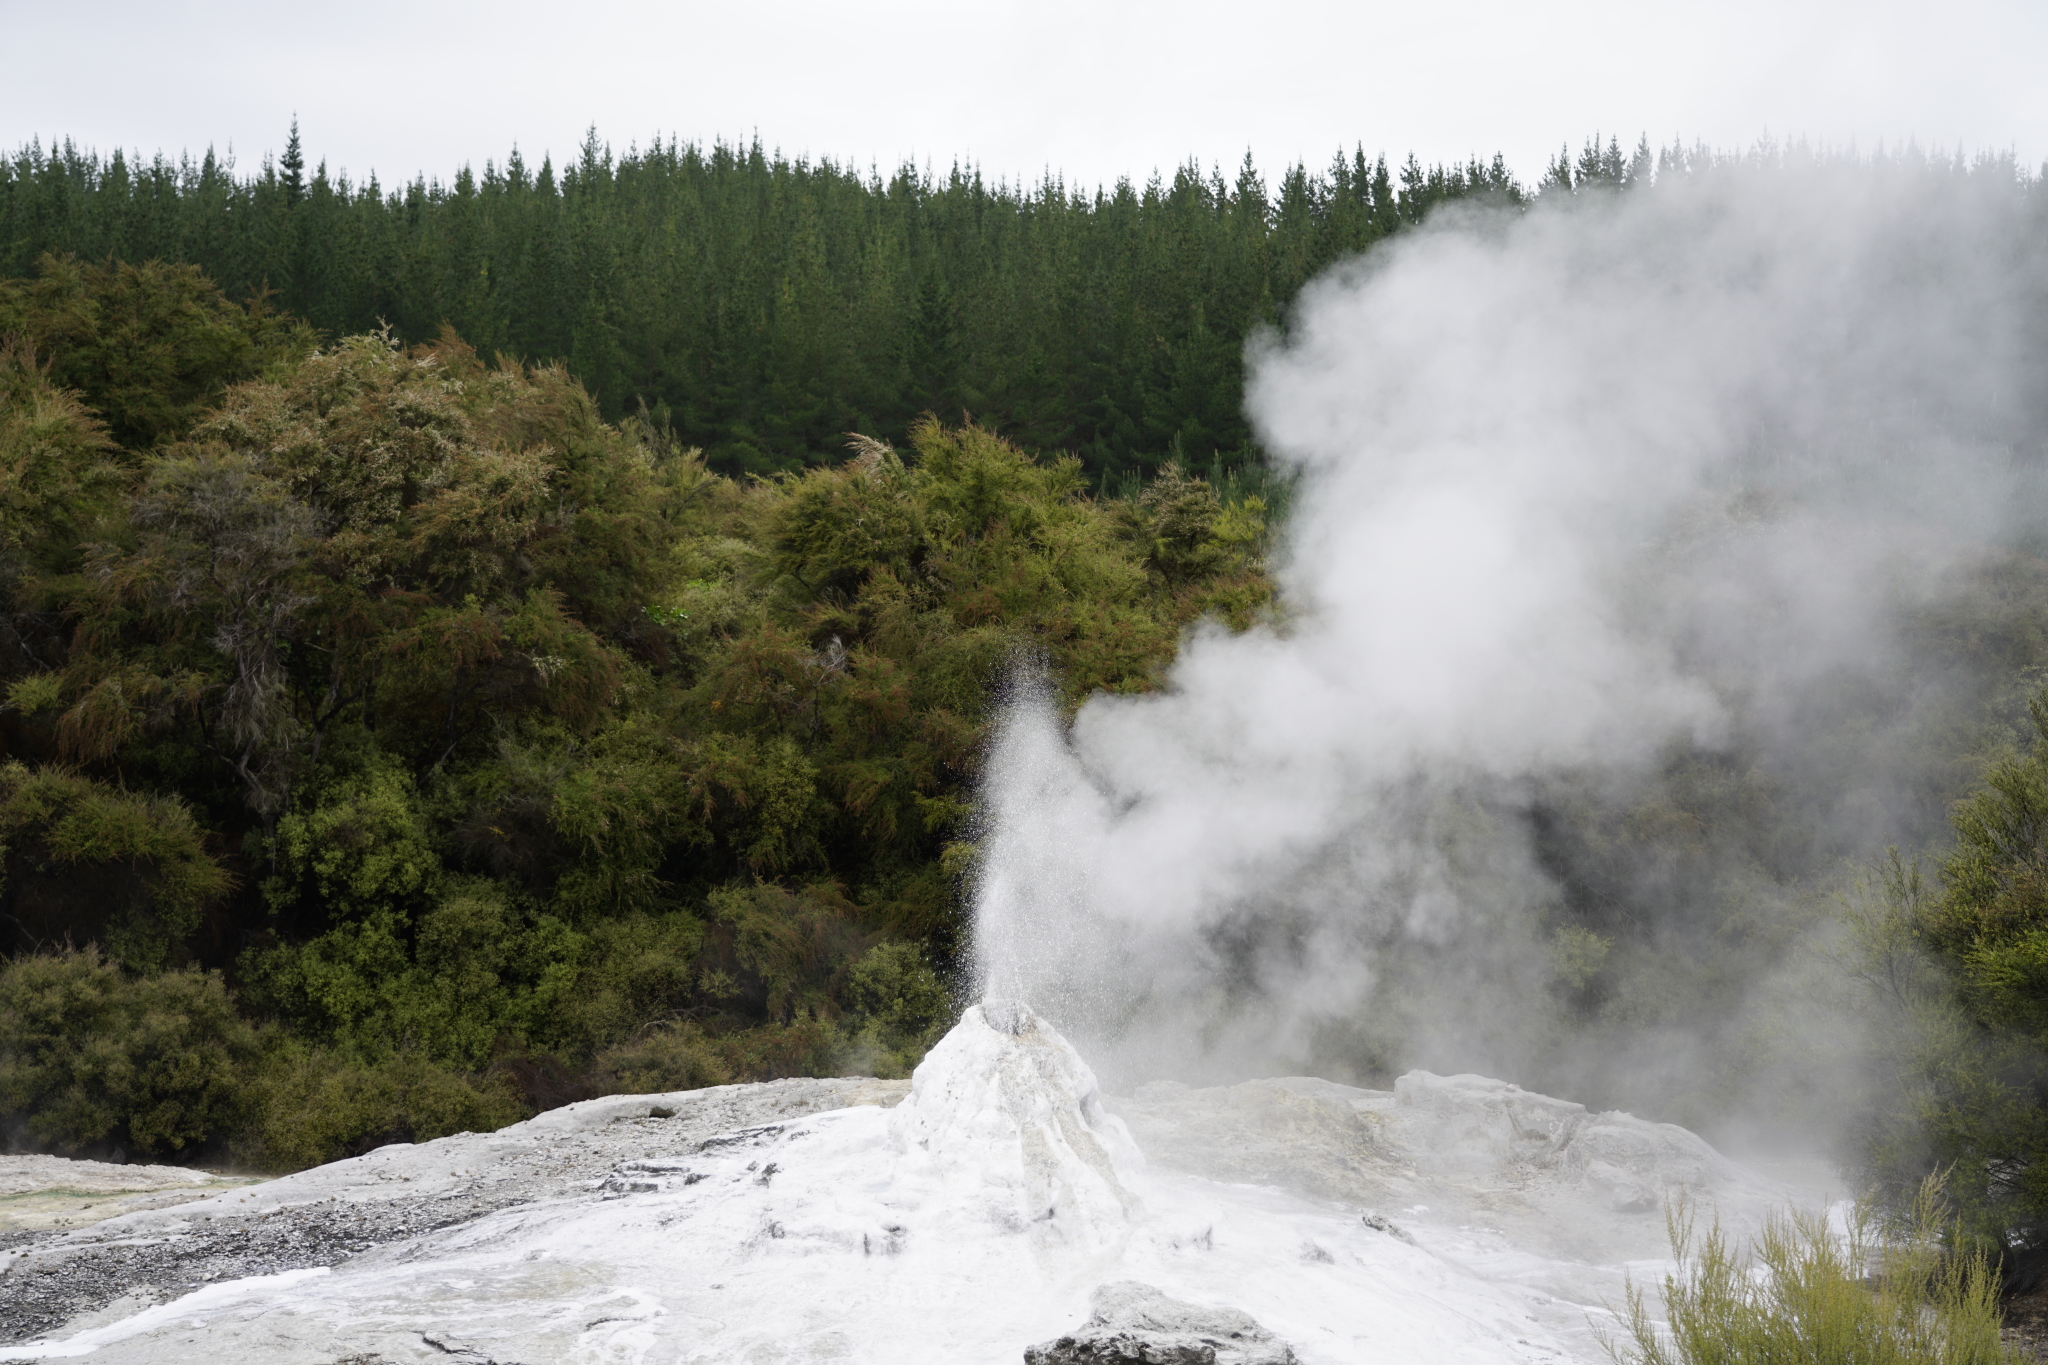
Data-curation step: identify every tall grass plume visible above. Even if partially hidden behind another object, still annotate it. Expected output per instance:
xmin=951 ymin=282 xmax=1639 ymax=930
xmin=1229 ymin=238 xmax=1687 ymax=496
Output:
xmin=1614 ymin=1177 xmax=2020 ymax=1365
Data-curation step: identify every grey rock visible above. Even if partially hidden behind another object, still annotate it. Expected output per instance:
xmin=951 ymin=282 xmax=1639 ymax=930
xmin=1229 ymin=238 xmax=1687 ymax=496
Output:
xmin=1024 ymin=1281 xmax=1298 ymax=1365
xmin=1107 ymin=1076 xmax=1404 ymax=1207
xmin=1360 ymin=1210 xmax=1414 ymax=1243
xmin=1105 ymin=1067 xmax=1777 ymax=1262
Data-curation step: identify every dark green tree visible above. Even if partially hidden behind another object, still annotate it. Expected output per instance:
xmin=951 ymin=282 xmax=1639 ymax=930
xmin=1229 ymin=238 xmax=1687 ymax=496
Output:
xmin=280 ymin=119 xmax=305 ymax=209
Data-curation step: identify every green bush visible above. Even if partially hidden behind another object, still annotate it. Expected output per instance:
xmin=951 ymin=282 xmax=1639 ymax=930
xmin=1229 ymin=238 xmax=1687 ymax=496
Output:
xmin=0 ymin=762 xmax=233 ymax=968
xmin=1850 ymin=689 xmax=2048 ymax=1248
xmin=0 ymin=252 xmax=315 ymax=451
xmin=0 ymin=947 xmax=258 ymax=1157
xmin=1615 ymin=1179 xmax=2018 ymax=1365
xmin=844 ymin=940 xmax=951 ymax=1077
xmin=593 ymin=1016 xmax=844 ymax=1096
xmin=263 ymin=754 xmax=440 ymax=922
xmin=545 ymin=909 xmax=705 ymax=1058
xmin=0 ymin=335 xmax=123 ymax=569
xmin=238 ymin=1040 xmax=527 ymax=1172
xmin=590 ymin=939 xmax=951 ymax=1095
xmin=593 ymin=1022 xmax=735 ymax=1094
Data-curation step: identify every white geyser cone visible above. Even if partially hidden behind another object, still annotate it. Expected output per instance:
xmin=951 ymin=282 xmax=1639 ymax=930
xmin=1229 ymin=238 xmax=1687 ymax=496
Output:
xmin=889 ymin=1002 xmax=1144 ymax=1256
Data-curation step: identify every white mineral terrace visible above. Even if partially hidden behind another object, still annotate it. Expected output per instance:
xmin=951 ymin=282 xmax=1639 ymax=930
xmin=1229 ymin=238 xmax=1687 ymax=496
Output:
xmin=0 ymin=1005 xmax=1831 ymax=1364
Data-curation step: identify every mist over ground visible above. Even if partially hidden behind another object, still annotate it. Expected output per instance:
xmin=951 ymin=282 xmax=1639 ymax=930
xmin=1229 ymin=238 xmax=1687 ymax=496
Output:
xmin=972 ymin=152 xmax=2048 ymax=1147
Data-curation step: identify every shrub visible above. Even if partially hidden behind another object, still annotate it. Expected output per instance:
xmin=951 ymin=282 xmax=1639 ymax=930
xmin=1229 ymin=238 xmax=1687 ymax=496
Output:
xmin=0 ymin=335 xmax=123 ymax=567
xmin=590 ymin=940 xmax=951 ymax=1096
xmin=1851 ymin=690 xmax=2048 ymax=1249
xmin=0 ymin=253 xmax=314 ymax=451
xmin=0 ymin=763 xmax=232 ymax=968
xmin=1614 ymin=1178 xmax=2019 ymax=1365
xmin=592 ymin=1022 xmax=735 ymax=1095
xmin=245 ymin=887 xmax=602 ymax=1071
xmin=545 ymin=909 xmax=705 ymax=1058
xmin=709 ymin=1016 xmax=845 ymax=1080
xmin=238 ymin=1041 xmax=527 ymax=1172
xmin=0 ymin=947 xmax=258 ymax=1157
xmin=698 ymin=882 xmax=870 ymax=1023
xmin=844 ymin=940 xmax=952 ymax=1076
xmin=263 ymin=754 xmax=441 ymax=922
xmin=592 ymin=1015 xmax=853 ymax=1096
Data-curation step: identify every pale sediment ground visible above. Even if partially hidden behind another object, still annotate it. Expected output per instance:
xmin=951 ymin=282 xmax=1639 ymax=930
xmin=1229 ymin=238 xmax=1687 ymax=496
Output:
xmin=0 ymin=1157 xmax=261 ymax=1236
xmin=0 ymin=1018 xmax=1822 ymax=1364
xmin=0 ymin=1077 xmax=909 ymax=1350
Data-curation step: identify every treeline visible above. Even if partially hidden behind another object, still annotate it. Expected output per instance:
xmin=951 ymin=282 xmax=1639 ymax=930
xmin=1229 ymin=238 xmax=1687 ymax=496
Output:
xmin=9 ymin=131 xmax=2048 ymax=1277
xmin=0 ymin=126 xmax=1524 ymax=480
xmin=0 ymin=256 xmax=1272 ymax=1167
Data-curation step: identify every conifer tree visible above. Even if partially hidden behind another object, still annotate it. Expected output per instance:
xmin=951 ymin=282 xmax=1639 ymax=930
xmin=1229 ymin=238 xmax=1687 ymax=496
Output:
xmin=280 ymin=118 xmax=304 ymax=209
xmin=0 ymin=129 xmax=1545 ymax=481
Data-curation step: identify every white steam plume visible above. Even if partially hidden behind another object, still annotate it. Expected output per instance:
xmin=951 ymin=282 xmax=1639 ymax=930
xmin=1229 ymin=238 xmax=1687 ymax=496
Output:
xmin=970 ymin=154 xmax=2048 ymax=1118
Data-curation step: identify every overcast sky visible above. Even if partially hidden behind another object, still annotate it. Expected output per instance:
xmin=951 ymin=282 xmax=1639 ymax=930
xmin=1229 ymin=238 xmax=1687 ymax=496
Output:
xmin=4 ymin=0 xmax=2044 ymax=193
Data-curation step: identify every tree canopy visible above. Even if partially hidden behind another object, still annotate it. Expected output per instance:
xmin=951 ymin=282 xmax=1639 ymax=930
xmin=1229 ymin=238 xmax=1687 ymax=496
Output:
xmin=0 ymin=133 xmax=1521 ymax=479
xmin=0 ymin=254 xmax=1273 ymax=1165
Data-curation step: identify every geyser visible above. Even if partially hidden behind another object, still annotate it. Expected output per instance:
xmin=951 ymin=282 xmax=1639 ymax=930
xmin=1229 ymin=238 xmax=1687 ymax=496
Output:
xmin=967 ymin=155 xmax=2048 ymax=1125
xmin=889 ymin=1003 xmax=1144 ymax=1255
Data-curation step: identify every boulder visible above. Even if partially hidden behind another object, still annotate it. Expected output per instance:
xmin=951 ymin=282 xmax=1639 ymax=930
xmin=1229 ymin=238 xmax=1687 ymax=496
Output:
xmin=1023 ymin=1281 xmax=1299 ymax=1365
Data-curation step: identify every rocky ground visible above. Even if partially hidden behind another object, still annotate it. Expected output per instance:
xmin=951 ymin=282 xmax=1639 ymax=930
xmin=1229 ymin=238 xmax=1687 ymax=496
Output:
xmin=1107 ymin=1069 xmax=1785 ymax=1267
xmin=0 ymin=1036 xmax=1876 ymax=1365
xmin=2000 ymin=1291 xmax=2048 ymax=1360
xmin=0 ymin=1076 xmax=908 ymax=1349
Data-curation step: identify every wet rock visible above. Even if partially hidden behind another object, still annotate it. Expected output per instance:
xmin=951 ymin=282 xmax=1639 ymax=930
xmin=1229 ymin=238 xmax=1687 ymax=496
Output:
xmin=0 ymin=1156 xmax=257 ymax=1237
xmin=1023 ymin=1281 xmax=1298 ymax=1365
xmin=1108 ymin=1076 xmax=1402 ymax=1207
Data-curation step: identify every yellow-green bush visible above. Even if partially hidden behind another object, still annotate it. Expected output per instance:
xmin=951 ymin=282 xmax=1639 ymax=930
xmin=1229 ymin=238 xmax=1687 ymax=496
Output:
xmin=591 ymin=1023 xmax=735 ymax=1094
xmin=843 ymin=940 xmax=951 ymax=1077
xmin=0 ymin=762 xmax=232 ymax=969
xmin=1615 ymin=1180 xmax=2019 ymax=1365
xmin=238 ymin=1041 xmax=526 ymax=1172
xmin=0 ymin=253 xmax=314 ymax=451
xmin=592 ymin=1017 xmax=844 ymax=1096
xmin=0 ymin=333 xmax=123 ymax=566
xmin=589 ymin=939 xmax=951 ymax=1093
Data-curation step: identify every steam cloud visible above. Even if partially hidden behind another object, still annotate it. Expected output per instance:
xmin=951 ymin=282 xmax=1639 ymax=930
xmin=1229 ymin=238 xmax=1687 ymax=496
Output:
xmin=971 ymin=154 xmax=2048 ymax=1128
